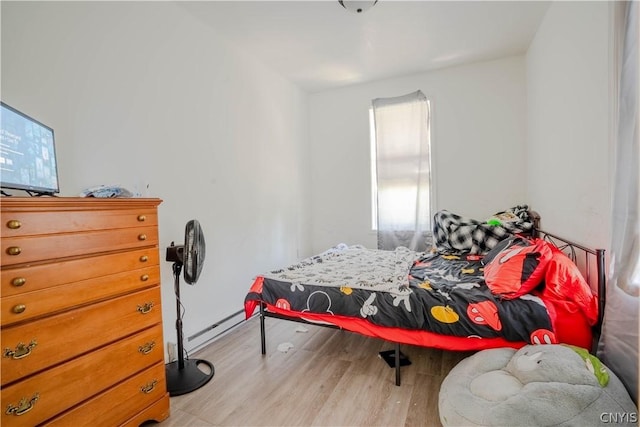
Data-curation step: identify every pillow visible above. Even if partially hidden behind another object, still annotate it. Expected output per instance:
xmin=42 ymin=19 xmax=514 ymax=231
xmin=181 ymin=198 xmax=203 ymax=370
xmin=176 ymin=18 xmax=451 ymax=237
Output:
xmin=483 ymin=237 xmax=552 ymax=299
xmin=485 ymin=205 xmax=534 ymax=235
xmin=542 ymin=245 xmax=598 ymax=325
xmin=486 ymin=205 xmax=531 ymax=224
xmin=486 ymin=211 xmax=520 ymax=226
xmin=542 ymin=297 xmax=593 ymax=350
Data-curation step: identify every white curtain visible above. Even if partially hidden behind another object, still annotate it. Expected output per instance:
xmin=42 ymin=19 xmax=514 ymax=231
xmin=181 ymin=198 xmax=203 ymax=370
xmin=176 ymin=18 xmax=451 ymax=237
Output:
xmin=372 ymin=90 xmax=431 ymax=251
xmin=598 ymin=0 xmax=639 ymax=404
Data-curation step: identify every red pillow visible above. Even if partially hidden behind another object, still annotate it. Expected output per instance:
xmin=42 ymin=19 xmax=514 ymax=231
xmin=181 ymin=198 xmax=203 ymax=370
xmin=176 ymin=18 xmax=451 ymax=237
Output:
xmin=541 ymin=296 xmax=593 ymax=350
xmin=542 ymin=245 xmax=598 ymax=325
xmin=483 ymin=237 xmax=552 ymax=299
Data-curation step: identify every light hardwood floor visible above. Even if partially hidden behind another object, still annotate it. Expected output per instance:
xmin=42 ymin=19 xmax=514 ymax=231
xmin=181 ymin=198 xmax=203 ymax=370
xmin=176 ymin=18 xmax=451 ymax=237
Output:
xmin=151 ymin=316 xmax=474 ymax=426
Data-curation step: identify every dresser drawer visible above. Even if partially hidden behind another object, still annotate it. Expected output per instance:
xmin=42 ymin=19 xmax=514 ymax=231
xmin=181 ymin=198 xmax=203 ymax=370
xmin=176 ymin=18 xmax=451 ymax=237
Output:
xmin=43 ymin=362 xmax=168 ymax=427
xmin=1 ymin=225 xmax=158 ymax=266
xmin=1 ymin=208 xmax=158 ymax=238
xmin=1 ymin=325 xmax=163 ymax=427
xmin=1 ymin=248 xmax=159 ymax=298
xmin=1 ymin=287 xmax=162 ymax=386
xmin=120 ymin=395 xmax=171 ymax=427
xmin=1 ymin=266 xmax=160 ymax=326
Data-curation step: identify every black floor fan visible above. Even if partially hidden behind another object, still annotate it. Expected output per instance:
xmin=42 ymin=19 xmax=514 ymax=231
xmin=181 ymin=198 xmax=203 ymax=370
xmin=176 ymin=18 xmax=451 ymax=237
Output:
xmin=165 ymin=219 xmax=214 ymax=396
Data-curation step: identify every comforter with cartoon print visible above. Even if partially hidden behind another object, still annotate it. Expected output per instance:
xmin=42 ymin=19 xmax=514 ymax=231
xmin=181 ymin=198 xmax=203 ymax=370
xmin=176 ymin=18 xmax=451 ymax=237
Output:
xmin=244 ymin=244 xmax=554 ymax=344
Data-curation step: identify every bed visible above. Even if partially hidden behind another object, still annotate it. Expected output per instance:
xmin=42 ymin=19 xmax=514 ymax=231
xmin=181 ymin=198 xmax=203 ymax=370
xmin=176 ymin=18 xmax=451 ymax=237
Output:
xmin=244 ymin=209 xmax=606 ymax=386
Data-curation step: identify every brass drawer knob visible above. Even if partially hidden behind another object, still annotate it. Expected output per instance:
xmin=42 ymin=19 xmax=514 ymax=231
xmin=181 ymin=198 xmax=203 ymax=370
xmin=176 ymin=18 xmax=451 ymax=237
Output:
xmin=138 ymin=234 xmax=147 ymax=241
xmin=140 ymin=255 xmax=148 ymax=262
xmin=6 ymin=220 xmax=22 ymax=229
xmin=137 ymin=215 xmax=146 ymax=222
xmin=5 ymin=393 xmax=39 ymax=416
xmin=140 ymin=379 xmax=158 ymax=394
xmin=4 ymin=340 xmax=37 ymax=360
xmin=138 ymin=341 xmax=155 ymax=355
xmin=140 ymin=274 xmax=149 ymax=282
xmin=12 ymin=304 xmax=26 ymax=314
xmin=11 ymin=277 xmax=27 ymax=287
xmin=137 ymin=302 xmax=154 ymax=314
xmin=7 ymin=246 xmax=22 ymax=256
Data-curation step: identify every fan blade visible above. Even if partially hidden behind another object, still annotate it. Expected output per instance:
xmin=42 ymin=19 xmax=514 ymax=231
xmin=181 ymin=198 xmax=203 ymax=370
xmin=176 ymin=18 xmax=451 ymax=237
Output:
xmin=184 ymin=219 xmax=206 ymax=284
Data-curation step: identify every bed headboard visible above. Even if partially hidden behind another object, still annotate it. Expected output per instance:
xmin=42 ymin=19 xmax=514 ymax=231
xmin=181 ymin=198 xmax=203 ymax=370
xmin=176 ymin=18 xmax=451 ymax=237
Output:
xmin=534 ymin=227 xmax=606 ymax=351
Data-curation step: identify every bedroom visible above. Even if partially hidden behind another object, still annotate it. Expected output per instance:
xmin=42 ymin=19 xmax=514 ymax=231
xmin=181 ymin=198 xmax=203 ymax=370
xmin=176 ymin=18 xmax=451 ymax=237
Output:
xmin=1 ymin=0 xmax=637 ymax=426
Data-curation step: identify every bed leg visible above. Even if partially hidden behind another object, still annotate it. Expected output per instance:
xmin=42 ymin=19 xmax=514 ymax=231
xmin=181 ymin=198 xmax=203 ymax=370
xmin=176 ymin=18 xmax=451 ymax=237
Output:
xmin=395 ymin=343 xmax=401 ymax=386
xmin=260 ymin=302 xmax=266 ymax=355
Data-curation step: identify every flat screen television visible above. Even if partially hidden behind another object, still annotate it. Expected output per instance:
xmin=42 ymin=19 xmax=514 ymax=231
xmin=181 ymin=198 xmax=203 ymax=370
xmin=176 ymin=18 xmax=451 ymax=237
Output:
xmin=0 ymin=102 xmax=59 ymax=195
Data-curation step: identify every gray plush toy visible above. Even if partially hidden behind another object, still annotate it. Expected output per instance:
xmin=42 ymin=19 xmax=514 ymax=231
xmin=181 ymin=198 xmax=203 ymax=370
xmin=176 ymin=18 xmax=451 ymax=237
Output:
xmin=439 ymin=345 xmax=638 ymax=426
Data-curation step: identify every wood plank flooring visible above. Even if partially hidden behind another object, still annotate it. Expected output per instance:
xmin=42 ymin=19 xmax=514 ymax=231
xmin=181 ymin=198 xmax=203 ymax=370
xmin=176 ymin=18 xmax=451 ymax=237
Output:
xmin=151 ymin=316 xmax=474 ymax=426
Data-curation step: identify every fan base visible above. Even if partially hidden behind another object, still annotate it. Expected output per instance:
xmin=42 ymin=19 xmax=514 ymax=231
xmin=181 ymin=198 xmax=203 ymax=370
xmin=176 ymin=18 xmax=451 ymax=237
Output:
xmin=165 ymin=359 xmax=214 ymax=396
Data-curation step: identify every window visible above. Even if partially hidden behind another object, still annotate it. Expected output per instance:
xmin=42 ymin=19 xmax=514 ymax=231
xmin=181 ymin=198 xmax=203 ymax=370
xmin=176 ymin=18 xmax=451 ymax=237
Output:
xmin=370 ymin=91 xmax=432 ymax=251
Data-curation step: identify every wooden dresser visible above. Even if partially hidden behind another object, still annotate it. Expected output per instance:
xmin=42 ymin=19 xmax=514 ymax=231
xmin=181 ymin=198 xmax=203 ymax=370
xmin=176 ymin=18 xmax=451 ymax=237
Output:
xmin=0 ymin=197 xmax=169 ymax=426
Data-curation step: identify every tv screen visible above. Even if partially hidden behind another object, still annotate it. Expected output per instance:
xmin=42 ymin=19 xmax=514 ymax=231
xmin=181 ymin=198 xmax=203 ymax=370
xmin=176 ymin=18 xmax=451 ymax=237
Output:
xmin=0 ymin=102 xmax=59 ymax=195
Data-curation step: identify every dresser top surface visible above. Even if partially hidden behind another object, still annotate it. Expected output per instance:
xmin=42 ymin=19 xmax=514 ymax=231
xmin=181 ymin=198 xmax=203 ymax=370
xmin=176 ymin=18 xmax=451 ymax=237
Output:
xmin=1 ymin=197 xmax=163 ymax=211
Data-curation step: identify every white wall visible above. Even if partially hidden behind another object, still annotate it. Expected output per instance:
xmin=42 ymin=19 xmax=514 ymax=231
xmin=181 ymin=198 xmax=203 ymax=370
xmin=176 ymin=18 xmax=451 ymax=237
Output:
xmin=1 ymin=0 xmax=616 ymax=359
xmin=308 ymin=56 xmax=528 ymax=253
xmin=526 ymin=1 xmax=611 ymax=250
xmin=527 ymin=1 xmax=636 ymax=404
xmin=1 ymin=2 xmax=311 ymax=352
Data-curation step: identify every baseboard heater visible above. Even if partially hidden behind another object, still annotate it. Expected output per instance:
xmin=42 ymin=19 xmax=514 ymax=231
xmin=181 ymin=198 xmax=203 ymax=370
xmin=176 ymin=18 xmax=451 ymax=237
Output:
xmin=187 ymin=308 xmax=245 ymax=352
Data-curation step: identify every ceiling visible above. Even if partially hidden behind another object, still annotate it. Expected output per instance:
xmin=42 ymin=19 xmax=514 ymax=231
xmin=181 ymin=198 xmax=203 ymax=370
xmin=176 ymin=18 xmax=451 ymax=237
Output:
xmin=178 ymin=0 xmax=551 ymax=93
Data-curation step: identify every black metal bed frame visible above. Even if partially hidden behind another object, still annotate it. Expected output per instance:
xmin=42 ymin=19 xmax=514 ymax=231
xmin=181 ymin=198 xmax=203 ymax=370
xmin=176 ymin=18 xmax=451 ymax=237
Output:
xmin=257 ymin=226 xmax=606 ymax=387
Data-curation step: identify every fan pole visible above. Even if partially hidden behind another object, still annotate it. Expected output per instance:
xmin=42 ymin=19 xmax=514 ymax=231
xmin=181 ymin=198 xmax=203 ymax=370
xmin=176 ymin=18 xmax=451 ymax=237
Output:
xmin=165 ymin=262 xmax=215 ymax=396
xmin=174 ymin=262 xmax=186 ymax=370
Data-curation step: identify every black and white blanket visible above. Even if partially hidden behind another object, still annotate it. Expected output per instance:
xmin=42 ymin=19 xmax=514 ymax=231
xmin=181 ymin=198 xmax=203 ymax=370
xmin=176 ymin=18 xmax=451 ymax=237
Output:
xmin=433 ymin=205 xmax=533 ymax=254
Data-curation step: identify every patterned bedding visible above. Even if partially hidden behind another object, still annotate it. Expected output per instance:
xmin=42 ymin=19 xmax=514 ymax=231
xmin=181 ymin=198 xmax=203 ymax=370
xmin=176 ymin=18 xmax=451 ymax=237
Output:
xmin=244 ymin=244 xmax=555 ymax=345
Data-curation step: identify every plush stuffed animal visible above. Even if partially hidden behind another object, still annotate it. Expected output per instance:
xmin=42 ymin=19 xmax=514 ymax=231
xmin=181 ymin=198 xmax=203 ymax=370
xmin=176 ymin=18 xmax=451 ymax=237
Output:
xmin=439 ymin=345 xmax=638 ymax=426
